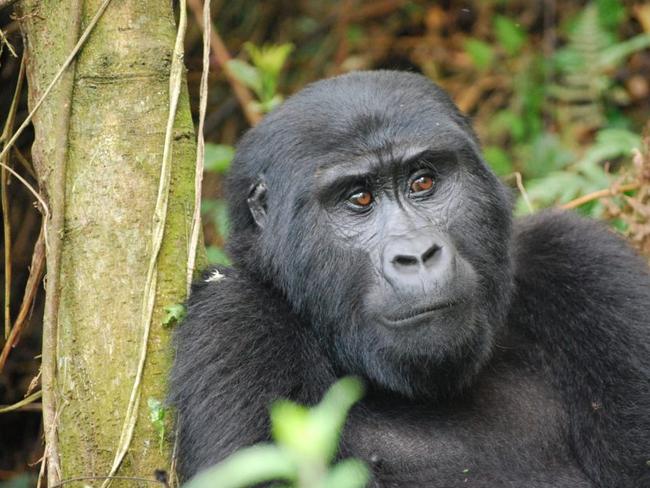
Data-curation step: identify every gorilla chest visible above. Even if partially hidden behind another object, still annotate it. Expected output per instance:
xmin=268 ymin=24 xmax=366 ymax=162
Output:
xmin=342 ymin=372 xmax=590 ymax=486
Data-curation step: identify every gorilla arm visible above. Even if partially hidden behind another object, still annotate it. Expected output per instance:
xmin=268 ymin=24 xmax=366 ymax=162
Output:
xmin=510 ymin=211 xmax=650 ymax=487
xmin=169 ymin=267 xmax=335 ymax=480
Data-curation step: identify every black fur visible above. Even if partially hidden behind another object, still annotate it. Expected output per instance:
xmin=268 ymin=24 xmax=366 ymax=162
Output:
xmin=169 ymin=71 xmax=650 ymax=487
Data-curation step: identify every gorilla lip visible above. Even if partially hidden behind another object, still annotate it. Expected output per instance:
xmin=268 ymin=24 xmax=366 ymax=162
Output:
xmin=380 ymin=301 xmax=458 ymax=327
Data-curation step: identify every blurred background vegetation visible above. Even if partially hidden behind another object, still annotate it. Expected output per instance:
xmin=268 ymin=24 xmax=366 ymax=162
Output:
xmin=1 ymin=0 xmax=650 ymax=484
xmin=187 ymin=0 xmax=650 ymax=265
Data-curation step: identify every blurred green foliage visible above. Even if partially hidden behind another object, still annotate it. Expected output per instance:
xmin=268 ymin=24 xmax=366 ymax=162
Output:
xmin=204 ymin=143 xmax=235 ymax=174
xmin=0 ymin=475 xmax=35 ymax=488
xmin=202 ymin=40 xmax=295 ymax=266
xmin=227 ymin=42 xmax=294 ymax=114
xmin=472 ymin=1 xmax=650 ymax=216
xmin=183 ymin=377 xmax=369 ymax=488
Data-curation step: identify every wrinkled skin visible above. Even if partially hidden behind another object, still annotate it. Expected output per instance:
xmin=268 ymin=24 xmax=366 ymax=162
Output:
xmin=170 ymin=71 xmax=650 ymax=487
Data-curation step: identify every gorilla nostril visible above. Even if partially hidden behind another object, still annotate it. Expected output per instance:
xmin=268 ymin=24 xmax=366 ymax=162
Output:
xmin=393 ymin=255 xmax=418 ymax=267
xmin=421 ymin=244 xmax=441 ymax=264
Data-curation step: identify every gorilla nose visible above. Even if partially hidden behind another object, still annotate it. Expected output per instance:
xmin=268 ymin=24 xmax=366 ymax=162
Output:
xmin=392 ymin=243 xmax=441 ymax=269
xmin=385 ymin=237 xmax=454 ymax=284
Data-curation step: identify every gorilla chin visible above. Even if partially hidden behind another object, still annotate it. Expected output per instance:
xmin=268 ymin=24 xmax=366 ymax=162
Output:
xmin=340 ymin=308 xmax=494 ymax=401
xmin=346 ymin=298 xmax=491 ymax=401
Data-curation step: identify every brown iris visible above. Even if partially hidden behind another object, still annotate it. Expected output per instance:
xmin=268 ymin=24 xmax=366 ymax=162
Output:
xmin=410 ymin=174 xmax=434 ymax=193
xmin=349 ymin=190 xmax=373 ymax=207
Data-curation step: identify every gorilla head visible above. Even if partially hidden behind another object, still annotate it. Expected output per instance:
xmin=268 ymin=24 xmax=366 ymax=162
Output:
xmin=225 ymin=71 xmax=514 ymax=399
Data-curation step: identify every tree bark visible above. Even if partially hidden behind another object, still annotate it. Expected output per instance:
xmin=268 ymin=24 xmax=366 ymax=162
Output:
xmin=21 ymin=0 xmax=198 ymax=484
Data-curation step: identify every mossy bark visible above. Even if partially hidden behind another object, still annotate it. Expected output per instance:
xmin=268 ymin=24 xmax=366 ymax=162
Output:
xmin=21 ymin=0 xmax=198 ymax=484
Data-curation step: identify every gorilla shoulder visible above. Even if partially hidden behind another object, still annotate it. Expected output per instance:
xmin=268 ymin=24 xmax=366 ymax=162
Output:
xmin=513 ymin=210 xmax=650 ymax=313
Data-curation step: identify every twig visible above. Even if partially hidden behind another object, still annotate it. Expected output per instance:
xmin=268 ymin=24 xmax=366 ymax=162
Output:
xmin=1 ymin=55 xmax=24 ymax=338
xmin=187 ymin=0 xmax=261 ymax=126
xmin=0 ymin=160 xmax=49 ymax=218
xmin=186 ymin=0 xmax=210 ymax=293
xmin=0 ymin=390 xmax=42 ymax=414
xmin=38 ymin=405 xmax=64 ymax=488
xmin=561 ymin=182 xmax=640 ymax=210
xmin=515 ymin=172 xmax=533 ymax=212
xmin=169 ymin=426 xmax=180 ymax=488
xmin=0 ymin=226 xmax=45 ymax=373
xmin=2 ymin=402 xmax=42 ymax=412
xmin=0 ymin=25 xmax=17 ymax=57
xmin=508 ymin=172 xmax=533 ymax=213
xmin=104 ymin=1 xmax=186 ymax=485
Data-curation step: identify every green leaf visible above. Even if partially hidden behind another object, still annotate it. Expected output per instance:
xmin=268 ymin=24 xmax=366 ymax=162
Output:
xmin=578 ymin=128 xmax=641 ymax=168
xmin=270 ymin=400 xmax=314 ymax=455
xmin=226 ymin=59 xmax=263 ymax=96
xmin=524 ymin=133 xmax=575 ymax=178
xmin=483 ymin=146 xmax=514 ymax=176
xmin=489 ymin=110 xmax=525 ymax=142
xmin=494 ymin=16 xmax=527 ymax=56
xmin=598 ymin=34 xmax=650 ymax=69
xmin=310 ymin=377 xmax=364 ymax=463
xmin=206 ymin=246 xmax=232 ymax=266
xmin=347 ymin=25 xmax=364 ymax=45
xmin=147 ymin=398 xmax=166 ymax=452
xmin=183 ymin=444 xmax=296 ymax=488
xmin=463 ymin=38 xmax=494 ymax=71
xmin=270 ymin=377 xmax=364 ymax=465
xmin=259 ymin=93 xmax=285 ymax=113
xmin=323 ymin=459 xmax=370 ymax=488
xmin=214 ymin=201 xmax=230 ymax=239
xmin=244 ymin=42 xmax=294 ymax=79
xmin=519 ymin=171 xmax=584 ymax=211
xmin=204 ymin=143 xmax=235 ymax=174
xmin=183 ymin=378 xmax=367 ymax=488
xmin=162 ymin=303 xmax=186 ymax=328
xmin=201 ymin=199 xmax=230 ymax=239
xmin=596 ymin=0 xmax=625 ymax=30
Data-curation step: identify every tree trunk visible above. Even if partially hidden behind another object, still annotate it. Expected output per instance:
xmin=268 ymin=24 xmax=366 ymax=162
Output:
xmin=21 ymin=0 xmax=198 ymax=484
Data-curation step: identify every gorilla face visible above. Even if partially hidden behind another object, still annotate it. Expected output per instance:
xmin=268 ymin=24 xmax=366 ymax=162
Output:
xmin=226 ymin=71 xmax=514 ymax=399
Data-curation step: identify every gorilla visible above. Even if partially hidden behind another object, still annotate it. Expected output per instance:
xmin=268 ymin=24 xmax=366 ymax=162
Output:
xmin=170 ymin=71 xmax=650 ymax=487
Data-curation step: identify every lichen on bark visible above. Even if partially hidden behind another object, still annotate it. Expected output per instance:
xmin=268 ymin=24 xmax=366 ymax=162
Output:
xmin=21 ymin=0 xmax=198 ymax=484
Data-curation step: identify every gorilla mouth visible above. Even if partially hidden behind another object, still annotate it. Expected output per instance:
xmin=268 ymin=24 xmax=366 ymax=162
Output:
xmin=381 ymin=301 xmax=458 ymax=327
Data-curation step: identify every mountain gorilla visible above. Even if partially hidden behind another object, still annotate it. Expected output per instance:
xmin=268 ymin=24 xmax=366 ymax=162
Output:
xmin=170 ymin=71 xmax=650 ymax=487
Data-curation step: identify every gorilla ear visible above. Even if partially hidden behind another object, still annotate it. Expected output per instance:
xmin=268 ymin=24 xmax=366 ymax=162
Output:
xmin=247 ymin=179 xmax=268 ymax=229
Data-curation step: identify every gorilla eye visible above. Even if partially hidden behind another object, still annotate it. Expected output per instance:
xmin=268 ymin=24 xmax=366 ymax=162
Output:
xmin=410 ymin=174 xmax=435 ymax=194
xmin=348 ymin=190 xmax=373 ymax=208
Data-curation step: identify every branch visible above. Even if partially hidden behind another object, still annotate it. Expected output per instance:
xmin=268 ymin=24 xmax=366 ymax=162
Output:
xmin=1 ymin=56 xmax=25 ymax=338
xmin=561 ymin=182 xmax=640 ymax=210
xmin=0 ymin=225 xmax=45 ymax=373
xmin=0 ymin=390 xmax=42 ymax=414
